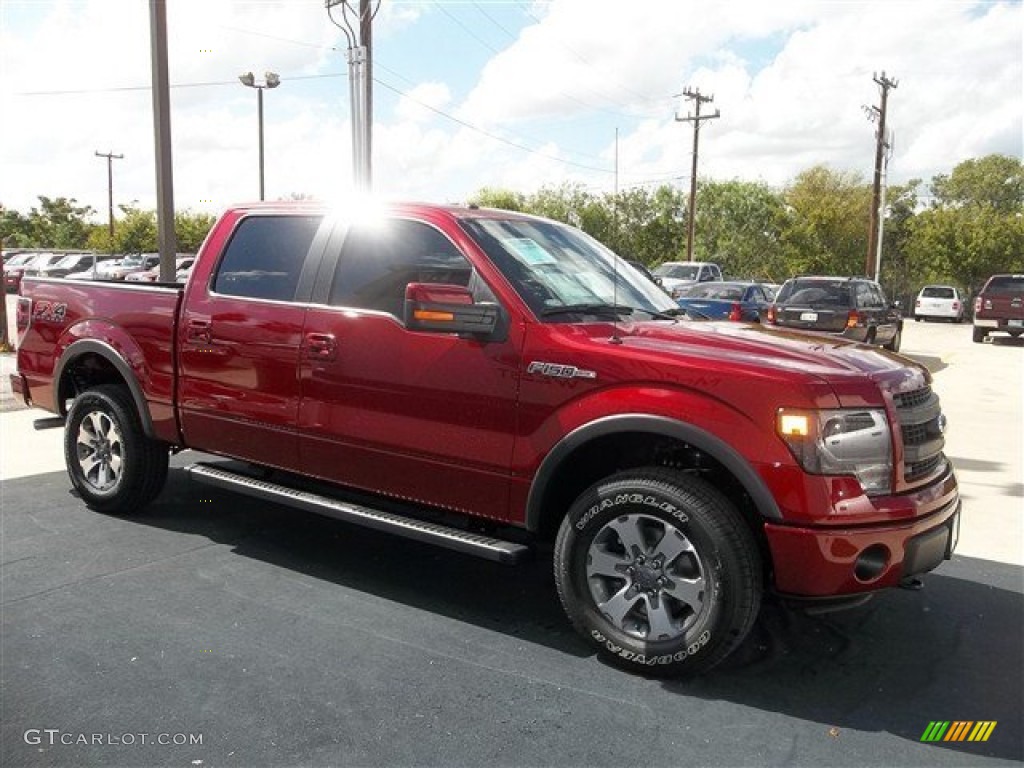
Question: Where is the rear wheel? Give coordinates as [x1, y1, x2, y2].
[554, 469, 762, 676]
[64, 385, 169, 514]
[972, 326, 987, 343]
[883, 325, 902, 352]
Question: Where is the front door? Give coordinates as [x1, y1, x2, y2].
[297, 217, 521, 520]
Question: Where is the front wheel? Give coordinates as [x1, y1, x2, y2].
[64, 385, 169, 514]
[554, 469, 762, 676]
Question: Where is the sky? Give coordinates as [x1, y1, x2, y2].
[0, 0, 1021, 221]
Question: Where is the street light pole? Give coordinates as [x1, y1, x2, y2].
[239, 71, 281, 201]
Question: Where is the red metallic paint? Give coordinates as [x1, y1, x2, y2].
[15, 201, 961, 602]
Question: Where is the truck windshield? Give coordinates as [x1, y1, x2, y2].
[459, 216, 679, 320]
[654, 264, 699, 280]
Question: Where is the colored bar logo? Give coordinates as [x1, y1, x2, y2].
[921, 721, 997, 743]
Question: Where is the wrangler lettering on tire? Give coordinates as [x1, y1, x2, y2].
[554, 468, 762, 675]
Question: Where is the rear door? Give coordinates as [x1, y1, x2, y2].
[297, 215, 521, 519]
[177, 212, 328, 471]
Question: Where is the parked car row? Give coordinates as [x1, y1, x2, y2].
[665, 265, 1021, 350]
[4, 251, 195, 291]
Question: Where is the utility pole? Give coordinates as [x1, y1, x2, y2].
[94, 151, 123, 241]
[149, 0, 177, 283]
[675, 88, 719, 261]
[865, 71, 897, 279]
[325, 0, 376, 191]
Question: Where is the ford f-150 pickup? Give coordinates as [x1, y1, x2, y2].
[12, 201, 960, 675]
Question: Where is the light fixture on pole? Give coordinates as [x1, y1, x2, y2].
[238, 71, 281, 201]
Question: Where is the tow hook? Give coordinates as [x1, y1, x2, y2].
[899, 576, 925, 591]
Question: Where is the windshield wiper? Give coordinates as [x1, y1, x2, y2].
[541, 303, 635, 319]
[629, 306, 683, 321]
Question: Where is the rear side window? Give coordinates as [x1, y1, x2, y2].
[214, 215, 322, 301]
[329, 219, 474, 317]
[984, 276, 1024, 296]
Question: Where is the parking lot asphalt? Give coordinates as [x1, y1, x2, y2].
[2, 320, 1022, 767]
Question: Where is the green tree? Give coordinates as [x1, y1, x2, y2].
[780, 166, 872, 276]
[468, 187, 526, 212]
[905, 155, 1024, 295]
[692, 180, 788, 280]
[931, 154, 1024, 214]
[175, 210, 216, 253]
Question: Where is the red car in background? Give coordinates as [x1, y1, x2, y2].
[973, 274, 1024, 342]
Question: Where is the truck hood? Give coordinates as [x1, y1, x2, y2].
[592, 319, 929, 395]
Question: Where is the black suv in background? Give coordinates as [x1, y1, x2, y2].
[764, 276, 903, 351]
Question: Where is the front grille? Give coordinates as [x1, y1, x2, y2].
[906, 455, 944, 482]
[893, 385, 946, 485]
[893, 386, 932, 409]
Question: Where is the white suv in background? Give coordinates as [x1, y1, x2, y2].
[914, 285, 965, 322]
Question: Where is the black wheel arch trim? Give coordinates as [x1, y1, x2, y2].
[53, 339, 156, 438]
[525, 413, 782, 531]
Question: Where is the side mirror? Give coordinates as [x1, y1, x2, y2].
[404, 283, 502, 339]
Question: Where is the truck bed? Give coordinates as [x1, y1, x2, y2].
[16, 277, 184, 442]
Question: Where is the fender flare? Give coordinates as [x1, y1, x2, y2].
[53, 338, 156, 437]
[525, 413, 782, 531]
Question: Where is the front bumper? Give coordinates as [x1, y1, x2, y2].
[765, 496, 960, 597]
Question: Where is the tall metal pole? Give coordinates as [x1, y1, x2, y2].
[94, 150, 123, 241]
[149, 0, 177, 283]
[866, 71, 897, 278]
[239, 72, 280, 201]
[675, 88, 719, 261]
[360, 0, 372, 188]
[326, 0, 374, 192]
[257, 87, 265, 201]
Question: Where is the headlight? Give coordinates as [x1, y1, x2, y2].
[777, 408, 892, 495]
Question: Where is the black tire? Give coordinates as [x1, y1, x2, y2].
[864, 328, 877, 346]
[884, 324, 902, 352]
[554, 468, 762, 676]
[64, 385, 169, 514]
[972, 326, 987, 343]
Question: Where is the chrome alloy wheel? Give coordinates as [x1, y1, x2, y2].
[76, 410, 124, 492]
[585, 513, 706, 642]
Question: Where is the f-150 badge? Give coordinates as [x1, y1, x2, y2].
[527, 361, 597, 380]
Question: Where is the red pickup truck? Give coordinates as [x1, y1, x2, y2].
[12, 202, 960, 675]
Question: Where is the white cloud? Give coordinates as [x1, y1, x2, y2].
[0, 0, 1020, 221]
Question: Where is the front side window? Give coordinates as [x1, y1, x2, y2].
[329, 219, 477, 317]
[460, 216, 677, 320]
[213, 215, 322, 301]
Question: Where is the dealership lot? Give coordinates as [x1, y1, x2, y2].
[2, 320, 1021, 767]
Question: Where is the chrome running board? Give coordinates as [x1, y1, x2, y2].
[185, 462, 530, 564]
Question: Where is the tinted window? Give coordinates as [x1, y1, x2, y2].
[214, 215, 322, 301]
[687, 283, 743, 300]
[776, 279, 851, 308]
[654, 264, 699, 280]
[921, 286, 956, 299]
[330, 219, 474, 317]
[984, 276, 1024, 296]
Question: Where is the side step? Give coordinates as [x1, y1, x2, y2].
[185, 463, 530, 565]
